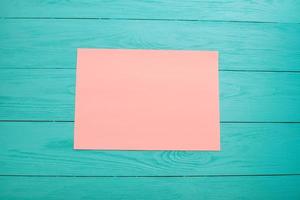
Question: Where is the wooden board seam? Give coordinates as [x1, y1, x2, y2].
[1, 174, 300, 178]
[2, 17, 300, 25]
[1, 68, 300, 73]
[1, 120, 300, 124]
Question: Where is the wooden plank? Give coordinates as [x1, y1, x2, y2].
[1, 0, 300, 23]
[0, 122, 299, 176]
[1, 176, 300, 200]
[1, 69, 299, 122]
[1, 20, 300, 71]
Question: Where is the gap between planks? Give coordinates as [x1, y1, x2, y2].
[0, 120, 300, 123]
[1, 68, 300, 73]
[1, 174, 300, 178]
[2, 17, 300, 25]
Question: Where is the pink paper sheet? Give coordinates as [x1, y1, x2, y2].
[74, 49, 220, 150]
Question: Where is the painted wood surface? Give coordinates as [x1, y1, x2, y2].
[1, 20, 299, 71]
[0, 122, 299, 176]
[1, 176, 300, 200]
[1, 0, 300, 23]
[1, 69, 299, 122]
[1, 0, 300, 199]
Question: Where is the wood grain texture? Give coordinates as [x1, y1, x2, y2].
[1, 122, 299, 176]
[1, 176, 300, 200]
[1, 1, 300, 198]
[1, 0, 300, 23]
[1, 20, 300, 71]
[1, 69, 299, 122]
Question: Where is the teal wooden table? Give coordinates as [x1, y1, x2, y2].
[1, 1, 300, 199]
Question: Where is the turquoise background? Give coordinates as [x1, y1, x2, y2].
[0, 1, 299, 199]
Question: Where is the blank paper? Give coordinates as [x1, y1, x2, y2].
[74, 49, 220, 150]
